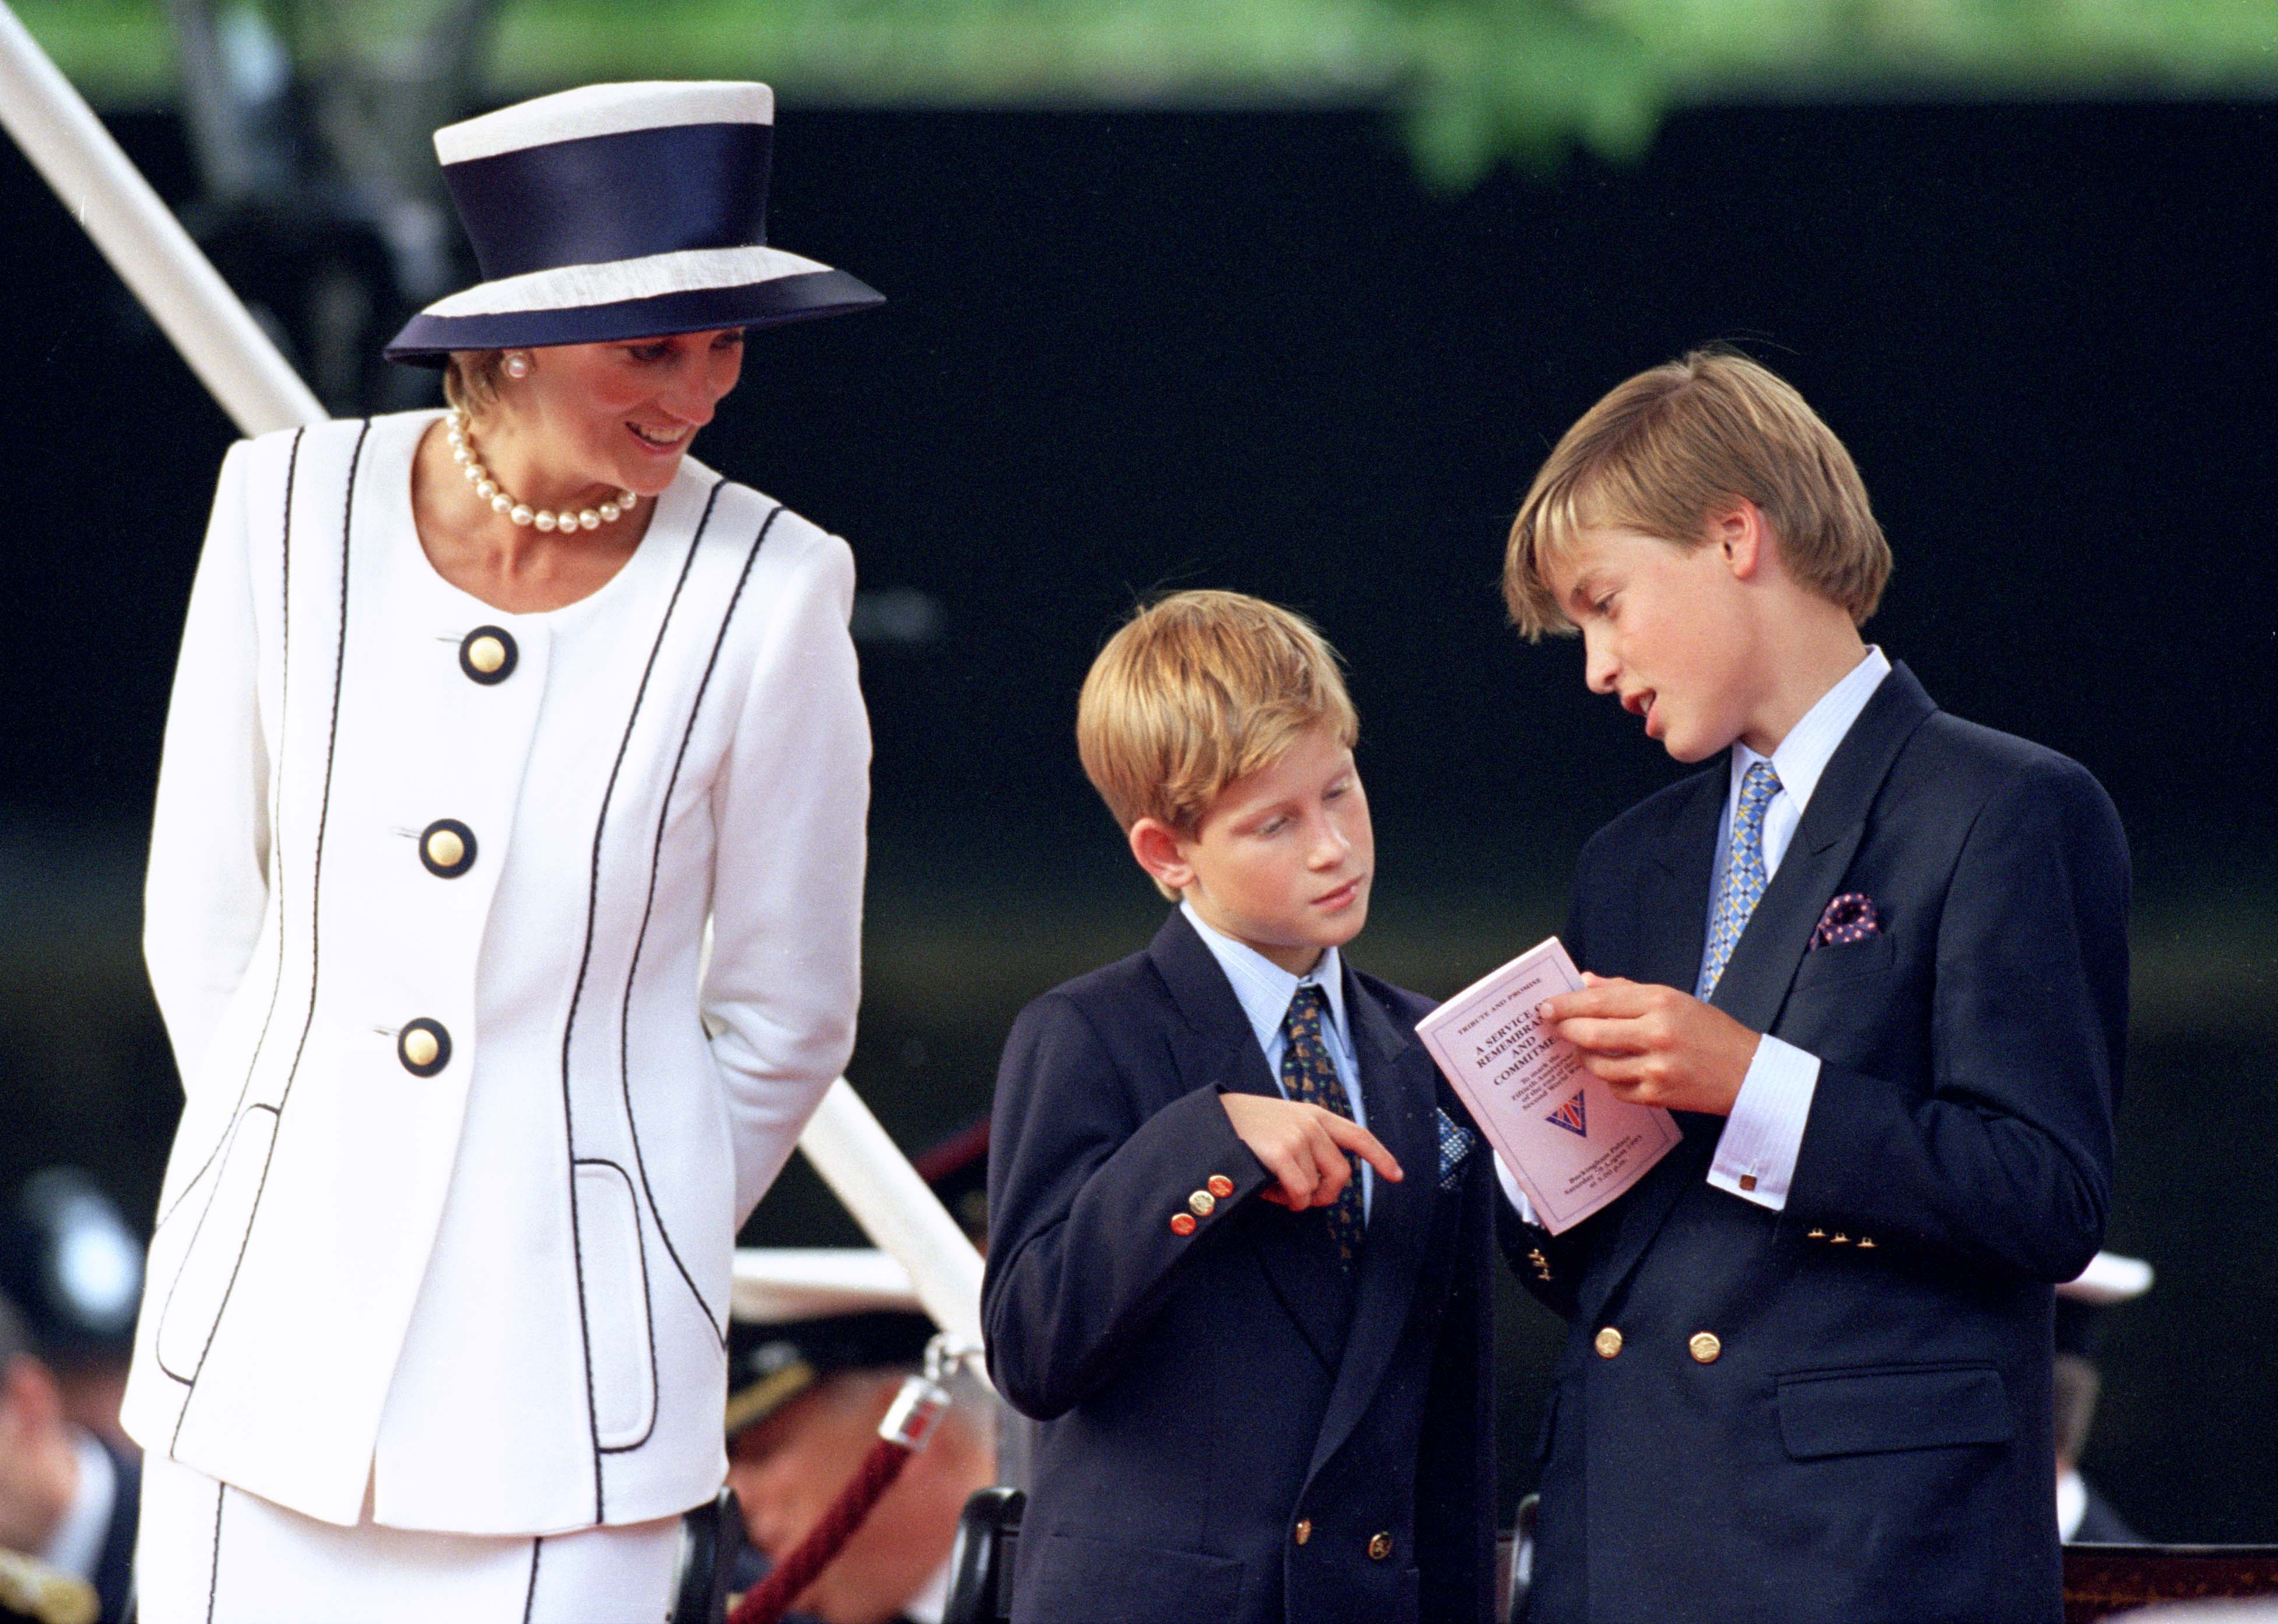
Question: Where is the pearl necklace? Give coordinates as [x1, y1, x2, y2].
[447, 409, 638, 534]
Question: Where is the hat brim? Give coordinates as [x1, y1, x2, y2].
[384, 266, 883, 366]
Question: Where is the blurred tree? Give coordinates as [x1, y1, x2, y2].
[16, 0, 2278, 183]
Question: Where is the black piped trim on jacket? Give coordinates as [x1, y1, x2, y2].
[583, 1155, 662, 1455]
[171, 419, 370, 1453]
[616, 489, 781, 1351]
[557, 486, 719, 1521]
[156, 429, 307, 1234]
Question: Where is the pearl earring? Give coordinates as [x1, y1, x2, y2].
[503, 351, 531, 379]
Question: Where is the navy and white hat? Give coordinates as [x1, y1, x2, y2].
[384, 80, 882, 365]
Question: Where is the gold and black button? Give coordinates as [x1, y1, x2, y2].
[458, 626, 518, 685]
[419, 819, 476, 879]
[397, 1018, 451, 1076]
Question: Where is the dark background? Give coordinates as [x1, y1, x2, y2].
[3, 99, 2274, 1537]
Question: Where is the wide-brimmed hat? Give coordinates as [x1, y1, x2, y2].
[384, 80, 882, 365]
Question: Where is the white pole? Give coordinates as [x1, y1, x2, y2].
[798, 1079, 986, 1351]
[0, 2, 322, 435]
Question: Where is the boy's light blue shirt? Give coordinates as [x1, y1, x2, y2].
[1179, 901, 1373, 1219]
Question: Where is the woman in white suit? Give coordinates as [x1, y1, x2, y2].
[122, 81, 883, 1621]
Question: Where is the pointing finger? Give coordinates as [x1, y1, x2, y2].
[1319, 1113, 1403, 1183]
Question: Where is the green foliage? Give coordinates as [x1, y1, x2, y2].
[15, 0, 2278, 181]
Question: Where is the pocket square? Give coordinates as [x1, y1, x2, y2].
[1435, 1107, 1477, 1191]
[1810, 892, 1883, 949]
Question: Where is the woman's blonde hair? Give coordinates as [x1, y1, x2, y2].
[1504, 348, 1891, 639]
[1077, 591, 1357, 897]
[442, 349, 507, 419]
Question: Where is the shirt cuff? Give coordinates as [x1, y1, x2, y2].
[1707, 1034, 1820, 1209]
[1493, 1151, 1542, 1228]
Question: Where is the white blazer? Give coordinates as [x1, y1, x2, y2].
[120, 411, 869, 1535]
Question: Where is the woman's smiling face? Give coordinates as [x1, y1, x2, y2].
[510, 327, 746, 500]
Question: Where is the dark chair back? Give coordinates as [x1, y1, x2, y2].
[943, 1486, 1026, 1624]
[669, 1486, 746, 1624]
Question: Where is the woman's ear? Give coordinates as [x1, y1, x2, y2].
[1127, 817, 1194, 896]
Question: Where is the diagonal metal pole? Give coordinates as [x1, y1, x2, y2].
[0, 0, 982, 1351]
[0, 0, 322, 434]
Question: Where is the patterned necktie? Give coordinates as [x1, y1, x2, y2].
[1280, 984, 1366, 1269]
[1697, 759, 1782, 999]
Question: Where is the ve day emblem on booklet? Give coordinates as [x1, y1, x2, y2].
[1415, 937, 1683, 1234]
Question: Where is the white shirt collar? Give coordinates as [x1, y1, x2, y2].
[1731, 646, 1892, 814]
[43, 1427, 114, 1582]
[1179, 901, 1348, 1057]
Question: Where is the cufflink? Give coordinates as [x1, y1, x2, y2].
[1739, 1174, 1758, 1192]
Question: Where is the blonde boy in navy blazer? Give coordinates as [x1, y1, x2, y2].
[1498, 350, 2129, 1624]
[983, 592, 1498, 1624]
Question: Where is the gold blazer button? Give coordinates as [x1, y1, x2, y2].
[397, 1019, 451, 1076]
[1594, 1327, 1623, 1359]
[1207, 1175, 1234, 1199]
[1689, 1332, 1722, 1365]
[1368, 1532, 1394, 1562]
[1169, 1213, 1196, 1237]
[1188, 1190, 1216, 1217]
[418, 819, 476, 878]
[459, 626, 518, 684]
[1293, 1520, 1312, 1546]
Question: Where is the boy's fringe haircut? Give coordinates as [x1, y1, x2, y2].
[1504, 347, 1892, 639]
[1078, 591, 1357, 900]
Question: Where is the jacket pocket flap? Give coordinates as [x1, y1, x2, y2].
[1777, 1363, 2012, 1460]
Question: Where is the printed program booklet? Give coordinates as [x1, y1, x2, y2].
[1416, 937, 1683, 1234]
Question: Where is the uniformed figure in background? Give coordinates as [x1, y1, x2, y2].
[0, 1288, 131, 1624]
[0, 1170, 145, 1624]
[2056, 1251, 2153, 1544]
[723, 1121, 999, 1624]
[724, 1310, 998, 1624]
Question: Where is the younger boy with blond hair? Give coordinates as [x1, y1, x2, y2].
[983, 590, 1499, 1624]
[1501, 349, 2128, 1624]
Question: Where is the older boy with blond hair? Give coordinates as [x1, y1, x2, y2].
[983, 591, 1500, 1624]
[1500, 349, 2128, 1624]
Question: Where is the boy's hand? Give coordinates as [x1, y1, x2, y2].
[1538, 974, 1760, 1116]
[1220, 1093, 1403, 1210]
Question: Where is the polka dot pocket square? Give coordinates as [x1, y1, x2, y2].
[1809, 892, 1883, 950]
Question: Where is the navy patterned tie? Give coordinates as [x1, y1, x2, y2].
[1280, 984, 1365, 1269]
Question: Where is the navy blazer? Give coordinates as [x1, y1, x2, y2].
[1512, 664, 2128, 1624]
[984, 911, 1498, 1624]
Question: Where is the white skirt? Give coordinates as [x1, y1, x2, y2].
[138, 1453, 683, 1624]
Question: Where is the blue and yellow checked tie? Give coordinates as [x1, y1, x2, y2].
[1280, 984, 1365, 1269]
[1697, 759, 1782, 999]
